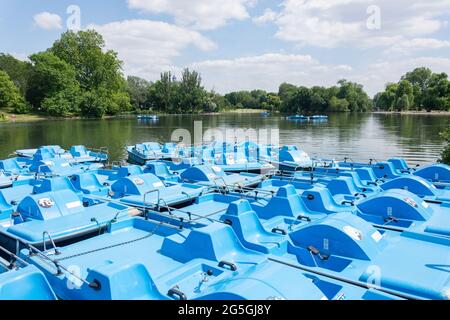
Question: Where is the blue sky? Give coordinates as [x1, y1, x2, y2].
[1, 0, 450, 96]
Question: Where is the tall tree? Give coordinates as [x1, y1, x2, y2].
[0, 53, 32, 95]
[0, 70, 27, 113]
[26, 52, 79, 111]
[127, 76, 151, 109]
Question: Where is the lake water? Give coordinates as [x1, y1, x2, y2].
[0, 113, 449, 165]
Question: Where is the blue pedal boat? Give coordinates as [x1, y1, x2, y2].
[180, 165, 265, 189]
[15, 145, 66, 159]
[213, 151, 274, 174]
[339, 159, 450, 185]
[126, 142, 177, 165]
[0, 246, 57, 300]
[20, 217, 398, 300]
[287, 115, 309, 121]
[110, 173, 209, 208]
[146, 194, 449, 299]
[0, 158, 30, 175]
[0, 186, 136, 252]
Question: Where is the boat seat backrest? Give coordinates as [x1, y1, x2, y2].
[381, 176, 436, 197]
[289, 212, 385, 261]
[414, 164, 450, 182]
[143, 142, 161, 152]
[301, 187, 351, 214]
[372, 162, 400, 179]
[69, 145, 88, 157]
[326, 176, 359, 196]
[33, 177, 76, 194]
[71, 173, 104, 191]
[111, 173, 164, 196]
[0, 159, 22, 172]
[221, 200, 272, 239]
[118, 165, 144, 177]
[160, 223, 260, 263]
[388, 158, 409, 171]
[356, 189, 432, 221]
[18, 189, 84, 220]
[146, 162, 171, 178]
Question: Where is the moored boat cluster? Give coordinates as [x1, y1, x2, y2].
[0, 141, 449, 300]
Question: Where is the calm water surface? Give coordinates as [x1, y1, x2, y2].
[0, 113, 448, 165]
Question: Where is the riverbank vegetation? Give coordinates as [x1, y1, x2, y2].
[440, 127, 450, 165]
[1, 30, 449, 119]
[374, 68, 450, 112]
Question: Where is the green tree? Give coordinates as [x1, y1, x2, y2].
[127, 76, 151, 109]
[50, 30, 124, 91]
[395, 80, 414, 110]
[147, 71, 177, 113]
[0, 70, 28, 113]
[178, 68, 206, 113]
[26, 52, 79, 110]
[0, 53, 32, 95]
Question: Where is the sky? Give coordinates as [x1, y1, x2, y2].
[1, 0, 450, 96]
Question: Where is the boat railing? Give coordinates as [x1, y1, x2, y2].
[142, 189, 161, 212]
[0, 245, 29, 270]
[0, 229, 92, 286]
[42, 231, 61, 255]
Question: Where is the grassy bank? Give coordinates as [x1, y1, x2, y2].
[373, 110, 450, 116]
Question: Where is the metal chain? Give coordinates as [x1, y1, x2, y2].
[55, 221, 164, 262]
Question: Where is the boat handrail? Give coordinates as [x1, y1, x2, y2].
[142, 189, 161, 211]
[42, 231, 61, 255]
[0, 245, 29, 269]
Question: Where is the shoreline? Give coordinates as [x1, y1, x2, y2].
[2, 109, 450, 124]
[372, 111, 450, 116]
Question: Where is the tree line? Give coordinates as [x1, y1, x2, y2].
[374, 67, 450, 112]
[1, 30, 449, 118]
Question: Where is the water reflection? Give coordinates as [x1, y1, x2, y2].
[0, 113, 448, 165]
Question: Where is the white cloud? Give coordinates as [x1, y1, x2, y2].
[33, 12, 62, 30]
[253, 9, 277, 25]
[90, 19, 216, 79]
[385, 38, 450, 55]
[127, 0, 256, 30]
[354, 56, 450, 95]
[189, 53, 450, 96]
[258, 0, 450, 49]
[190, 53, 353, 93]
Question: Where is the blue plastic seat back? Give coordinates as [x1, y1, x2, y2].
[69, 145, 88, 157]
[111, 173, 164, 196]
[33, 148, 55, 161]
[181, 165, 225, 182]
[70, 173, 104, 193]
[18, 189, 84, 220]
[326, 176, 360, 196]
[118, 165, 144, 177]
[388, 158, 409, 171]
[143, 142, 161, 152]
[381, 176, 436, 197]
[0, 159, 23, 172]
[280, 145, 298, 152]
[146, 162, 171, 178]
[160, 223, 263, 264]
[372, 162, 401, 179]
[33, 177, 77, 194]
[221, 200, 273, 239]
[279, 149, 310, 164]
[289, 212, 386, 261]
[414, 164, 450, 183]
[301, 187, 352, 214]
[355, 167, 378, 182]
[356, 189, 432, 222]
